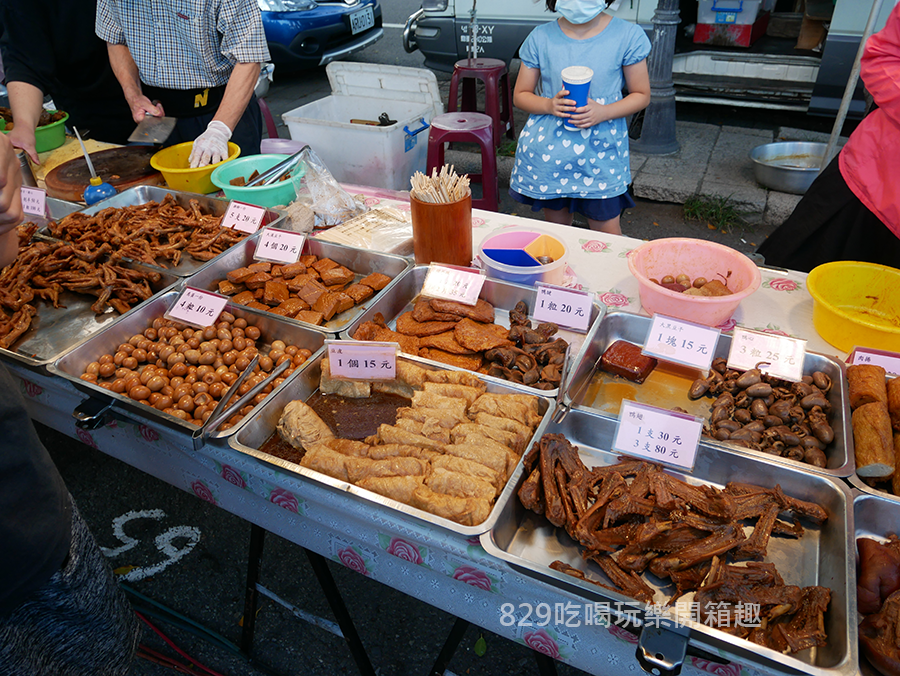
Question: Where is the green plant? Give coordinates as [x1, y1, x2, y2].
[683, 194, 747, 233]
[498, 139, 517, 157]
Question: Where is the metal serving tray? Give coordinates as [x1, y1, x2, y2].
[340, 265, 606, 397]
[185, 235, 411, 335]
[229, 351, 555, 537]
[561, 311, 853, 477]
[41, 186, 285, 278]
[481, 408, 856, 676]
[0, 235, 178, 368]
[48, 290, 327, 442]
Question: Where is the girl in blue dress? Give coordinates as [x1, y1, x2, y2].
[509, 0, 651, 235]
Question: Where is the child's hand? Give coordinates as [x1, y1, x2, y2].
[549, 88, 576, 119]
[567, 99, 608, 129]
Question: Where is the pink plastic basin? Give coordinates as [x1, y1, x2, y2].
[627, 237, 761, 327]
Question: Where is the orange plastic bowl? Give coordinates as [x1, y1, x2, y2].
[627, 237, 761, 327]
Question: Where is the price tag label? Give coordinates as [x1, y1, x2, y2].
[643, 314, 720, 371]
[532, 283, 592, 332]
[21, 186, 46, 217]
[421, 264, 485, 306]
[254, 228, 306, 264]
[222, 201, 266, 234]
[612, 400, 703, 471]
[727, 328, 806, 382]
[849, 347, 900, 376]
[327, 340, 397, 380]
[165, 287, 229, 328]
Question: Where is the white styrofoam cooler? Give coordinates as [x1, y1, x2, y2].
[698, 0, 774, 25]
[283, 63, 443, 191]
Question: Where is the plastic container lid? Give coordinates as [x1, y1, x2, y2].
[478, 227, 568, 287]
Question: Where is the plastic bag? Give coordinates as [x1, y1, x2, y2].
[286, 146, 367, 230]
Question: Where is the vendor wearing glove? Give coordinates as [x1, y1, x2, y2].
[95, 0, 270, 167]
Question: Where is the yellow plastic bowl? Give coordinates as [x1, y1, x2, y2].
[627, 237, 762, 327]
[807, 261, 900, 352]
[150, 141, 240, 194]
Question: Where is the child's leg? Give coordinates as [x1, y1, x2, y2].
[543, 207, 574, 226]
[587, 215, 622, 235]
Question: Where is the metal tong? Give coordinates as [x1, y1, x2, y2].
[245, 146, 310, 187]
[191, 355, 290, 449]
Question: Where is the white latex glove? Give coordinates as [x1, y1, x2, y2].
[189, 120, 232, 168]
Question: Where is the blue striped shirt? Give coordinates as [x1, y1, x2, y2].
[96, 0, 270, 89]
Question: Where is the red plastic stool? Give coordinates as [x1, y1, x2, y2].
[448, 58, 515, 147]
[427, 112, 498, 212]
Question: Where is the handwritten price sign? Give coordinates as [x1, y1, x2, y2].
[327, 340, 397, 380]
[850, 348, 900, 376]
[222, 201, 266, 234]
[421, 265, 485, 306]
[254, 228, 306, 264]
[532, 284, 592, 332]
[727, 328, 806, 382]
[612, 400, 703, 471]
[165, 287, 229, 328]
[644, 314, 720, 371]
[21, 186, 46, 217]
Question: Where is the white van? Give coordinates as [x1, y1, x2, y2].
[403, 0, 896, 116]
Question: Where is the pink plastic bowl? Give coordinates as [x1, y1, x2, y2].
[626, 237, 761, 327]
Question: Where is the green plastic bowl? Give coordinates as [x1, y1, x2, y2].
[2, 110, 69, 153]
[210, 154, 303, 208]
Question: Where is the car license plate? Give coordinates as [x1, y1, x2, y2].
[349, 6, 374, 35]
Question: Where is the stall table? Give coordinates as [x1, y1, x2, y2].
[2, 187, 850, 676]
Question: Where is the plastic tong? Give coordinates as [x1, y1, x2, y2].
[245, 145, 310, 187]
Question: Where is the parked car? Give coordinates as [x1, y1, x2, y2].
[258, 0, 383, 69]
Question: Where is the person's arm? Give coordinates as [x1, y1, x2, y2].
[513, 64, 576, 119]
[106, 43, 164, 123]
[189, 62, 260, 168]
[5, 82, 44, 164]
[0, 134, 23, 268]
[859, 4, 900, 125]
[568, 59, 651, 129]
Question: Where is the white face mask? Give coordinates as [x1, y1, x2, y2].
[556, 0, 605, 24]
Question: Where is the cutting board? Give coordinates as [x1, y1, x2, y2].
[44, 145, 164, 202]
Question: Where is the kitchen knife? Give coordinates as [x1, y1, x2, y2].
[127, 114, 177, 144]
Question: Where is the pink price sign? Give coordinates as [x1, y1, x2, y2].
[222, 201, 266, 233]
[254, 228, 306, 264]
[21, 186, 46, 217]
[727, 328, 806, 383]
[849, 348, 900, 376]
[327, 341, 397, 380]
[165, 287, 229, 328]
[643, 314, 720, 371]
[421, 265, 485, 306]
[532, 284, 592, 332]
[612, 400, 703, 471]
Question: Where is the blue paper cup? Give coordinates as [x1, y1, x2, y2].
[561, 66, 593, 131]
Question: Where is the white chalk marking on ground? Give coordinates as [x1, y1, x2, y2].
[100, 509, 201, 581]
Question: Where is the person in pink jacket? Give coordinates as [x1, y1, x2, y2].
[756, 3, 900, 273]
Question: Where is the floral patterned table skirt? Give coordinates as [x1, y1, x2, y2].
[7, 363, 782, 676]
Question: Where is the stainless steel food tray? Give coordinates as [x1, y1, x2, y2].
[340, 265, 606, 397]
[40, 186, 285, 278]
[481, 408, 856, 676]
[229, 351, 555, 537]
[185, 235, 411, 335]
[0, 237, 179, 368]
[561, 311, 853, 477]
[48, 290, 327, 442]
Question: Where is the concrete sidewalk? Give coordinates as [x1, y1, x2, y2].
[445, 120, 843, 226]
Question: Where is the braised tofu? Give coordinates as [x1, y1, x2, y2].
[280, 261, 308, 279]
[287, 273, 317, 293]
[231, 290, 256, 306]
[311, 257, 339, 274]
[244, 271, 272, 290]
[320, 265, 355, 286]
[296, 310, 325, 326]
[247, 301, 269, 311]
[217, 279, 244, 295]
[263, 280, 290, 306]
[226, 267, 255, 283]
[297, 280, 329, 306]
[359, 272, 391, 291]
[299, 254, 317, 267]
[247, 262, 272, 274]
[345, 283, 375, 304]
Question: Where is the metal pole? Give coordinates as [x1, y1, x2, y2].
[821, 0, 886, 169]
[630, 0, 681, 155]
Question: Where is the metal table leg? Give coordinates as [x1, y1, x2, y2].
[241, 523, 266, 655]
[428, 616, 470, 676]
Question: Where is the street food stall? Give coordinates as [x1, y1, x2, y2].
[3, 169, 900, 676]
